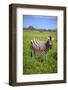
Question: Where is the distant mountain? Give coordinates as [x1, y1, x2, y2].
[24, 26, 35, 30]
[23, 26, 57, 31]
[28, 26, 35, 30]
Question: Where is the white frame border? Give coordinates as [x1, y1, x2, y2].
[16, 8, 64, 82]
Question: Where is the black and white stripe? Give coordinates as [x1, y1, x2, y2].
[31, 39, 40, 50]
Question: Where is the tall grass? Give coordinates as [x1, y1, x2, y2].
[23, 30, 57, 74]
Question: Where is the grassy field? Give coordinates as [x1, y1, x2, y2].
[23, 30, 57, 74]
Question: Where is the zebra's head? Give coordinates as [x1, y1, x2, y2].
[47, 36, 54, 49]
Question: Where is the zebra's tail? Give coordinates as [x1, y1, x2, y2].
[29, 40, 33, 48]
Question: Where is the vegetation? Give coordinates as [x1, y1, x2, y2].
[23, 29, 57, 74]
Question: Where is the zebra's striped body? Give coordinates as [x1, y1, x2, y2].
[31, 39, 45, 51]
[30, 36, 53, 60]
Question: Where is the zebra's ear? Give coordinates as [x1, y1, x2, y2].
[47, 37, 50, 40]
[52, 38, 54, 41]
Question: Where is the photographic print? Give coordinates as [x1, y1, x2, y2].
[9, 4, 66, 86]
[23, 15, 57, 74]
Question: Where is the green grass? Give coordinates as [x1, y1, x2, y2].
[23, 30, 57, 74]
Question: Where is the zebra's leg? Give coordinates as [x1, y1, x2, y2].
[38, 51, 42, 63]
[45, 51, 48, 60]
[31, 49, 35, 59]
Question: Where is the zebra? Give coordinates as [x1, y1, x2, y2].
[30, 36, 54, 60]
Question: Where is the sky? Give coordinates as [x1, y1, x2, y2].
[23, 15, 57, 30]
